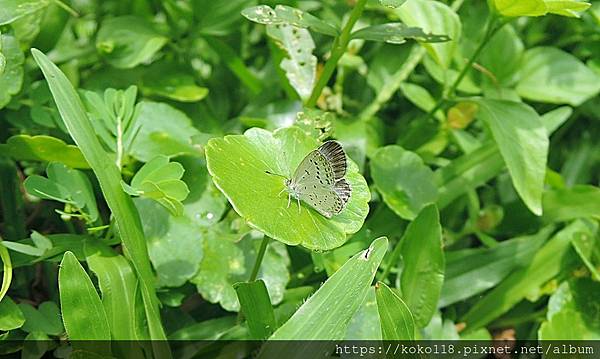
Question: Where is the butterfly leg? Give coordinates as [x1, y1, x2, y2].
[287, 193, 291, 209]
[277, 187, 286, 197]
[297, 197, 301, 214]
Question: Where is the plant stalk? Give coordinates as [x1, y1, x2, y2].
[305, 0, 368, 108]
[358, 0, 468, 120]
[378, 237, 403, 282]
[426, 15, 505, 119]
[249, 236, 270, 282]
[52, 0, 79, 17]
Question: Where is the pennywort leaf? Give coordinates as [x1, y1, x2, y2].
[205, 127, 370, 250]
[96, 16, 168, 69]
[371, 145, 437, 220]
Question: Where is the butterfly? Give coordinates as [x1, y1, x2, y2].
[267, 140, 352, 218]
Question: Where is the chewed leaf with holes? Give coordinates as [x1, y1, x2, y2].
[242, 5, 339, 36]
[267, 24, 316, 101]
[205, 127, 370, 250]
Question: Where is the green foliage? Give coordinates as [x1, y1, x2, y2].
[375, 282, 415, 340]
[122, 155, 190, 216]
[1, 0, 599, 354]
[0, 135, 89, 168]
[395, 0, 461, 68]
[205, 127, 370, 250]
[539, 278, 600, 339]
[0, 297, 24, 331]
[234, 280, 277, 339]
[59, 251, 110, 342]
[371, 145, 437, 220]
[265, 237, 387, 341]
[19, 301, 63, 336]
[472, 99, 549, 215]
[85, 241, 144, 340]
[96, 16, 168, 69]
[24, 162, 99, 222]
[398, 205, 444, 328]
[0, 32, 24, 108]
[516, 47, 600, 106]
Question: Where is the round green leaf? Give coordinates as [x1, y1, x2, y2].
[205, 127, 370, 250]
[96, 16, 168, 69]
[370, 145, 437, 220]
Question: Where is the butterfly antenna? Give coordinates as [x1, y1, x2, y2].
[265, 170, 287, 179]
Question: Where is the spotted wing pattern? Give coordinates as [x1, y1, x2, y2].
[334, 178, 351, 206]
[318, 140, 347, 180]
[300, 186, 345, 219]
[292, 150, 336, 187]
[289, 141, 352, 218]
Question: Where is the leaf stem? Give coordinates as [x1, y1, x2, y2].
[378, 236, 403, 283]
[52, 0, 79, 17]
[359, 45, 426, 120]
[249, 236, 270, 282]
[358, 0, 467, 120]
[426, 14, 505, 119]
[305, 0, 368, 107]
[116, 116, 123, 169]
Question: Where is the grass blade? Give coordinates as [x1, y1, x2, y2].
[59, 251, 111, 354]
[259, 237, 387, 358]
[375, 281, 415, 340]
[234, 280, 277, 340]
[31, 49, 170, 353]
[399, 204, 444, 328]
[461, 219, 597, 331]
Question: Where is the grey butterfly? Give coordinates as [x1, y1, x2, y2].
[267, 140, 351, 218]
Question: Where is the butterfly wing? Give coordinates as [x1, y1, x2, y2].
[300, 185, 346, 219]
[291, 150, 336, 187]
[318, 140, 347, 180]
[290, 143, 352, 218]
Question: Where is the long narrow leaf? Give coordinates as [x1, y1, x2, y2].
[30, 50, 169, 352]
[375, 282, 415, 340]
[461, 220, 597, 331]
[399, 204, 444, 328]
[259, 237, 388, 358]
[59, 251, 111, 354]
[234, 280, 277, 340]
